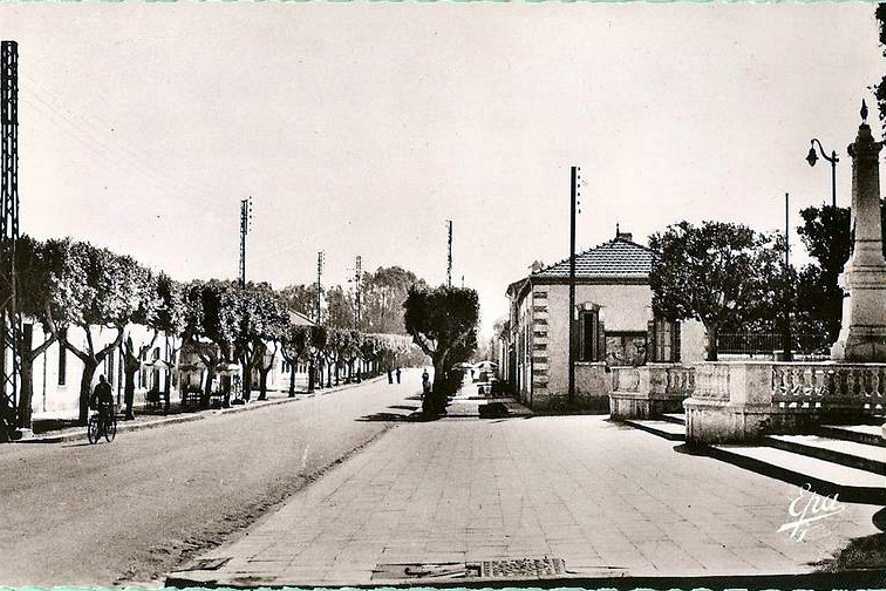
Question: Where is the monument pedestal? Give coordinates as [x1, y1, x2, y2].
[830, 263, 886, 361]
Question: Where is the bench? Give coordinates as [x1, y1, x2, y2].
[208, 390, 226, 409]
[144, 389, 169, 413]
[181, 389, 203, 410]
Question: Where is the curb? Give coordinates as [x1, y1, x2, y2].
[19, 375, 387, 444]
[166, 566, 886, 590]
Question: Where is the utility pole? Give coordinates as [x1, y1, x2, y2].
[446, 220, 453, 288]
[568, 166, 579, 404]
[239, 196, 253, 287]
[353, 255, 362, 329]
[1, 40, 21, 436]
[315, 250, 325, 325]
[782, 192, 793, 362]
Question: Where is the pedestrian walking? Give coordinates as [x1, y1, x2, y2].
[395, 368, 401, 384]
[421, 369, 431, 398]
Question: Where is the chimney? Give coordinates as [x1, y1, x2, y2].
[616, 231, 633, 242]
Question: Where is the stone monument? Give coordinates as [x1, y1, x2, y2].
[830, 101, 886, 362]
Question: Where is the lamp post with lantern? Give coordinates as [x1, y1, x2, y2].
[806, 139, 839, 208]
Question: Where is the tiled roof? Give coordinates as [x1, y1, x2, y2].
[532, 237, 655, 279]
[289, 310, 316, 326]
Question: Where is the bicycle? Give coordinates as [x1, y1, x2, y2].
[87, 404, 117, 444]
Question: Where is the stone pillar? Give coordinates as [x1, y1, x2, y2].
[830, 109, 886, 362]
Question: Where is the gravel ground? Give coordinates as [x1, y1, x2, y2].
[0, 370, 420, 587]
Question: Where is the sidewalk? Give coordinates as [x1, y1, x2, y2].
[168, 414, 882, 587]
[445, 380, 531, 418]
[20, 376, 385, 444]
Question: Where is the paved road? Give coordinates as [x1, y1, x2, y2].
[0, 370, 421, 587]
[173, 415, 882, 587]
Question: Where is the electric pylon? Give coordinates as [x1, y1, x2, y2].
[1, 40, 21, 437]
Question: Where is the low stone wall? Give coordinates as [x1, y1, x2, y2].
[609, 364, 695, 419]
[684, 361, 886, 445]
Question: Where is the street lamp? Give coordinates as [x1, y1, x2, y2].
[806, 138, 839, 208]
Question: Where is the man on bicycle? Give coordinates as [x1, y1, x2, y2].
[90, 375, 114, 422]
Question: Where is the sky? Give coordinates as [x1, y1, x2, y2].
[3, 2, 883, 338]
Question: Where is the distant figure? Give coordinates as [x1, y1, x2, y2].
[395, 368, 401, 384]
[422, 369, 431, 398]
[387, 368, 393, 384]
[90, 375, 114, 422]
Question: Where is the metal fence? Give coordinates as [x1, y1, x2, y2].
[716, 333, 828, 358]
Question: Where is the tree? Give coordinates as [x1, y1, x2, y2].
[324, 285, 355, 330]
[182, 280, 240, 406]
[359, 335, 381, 379]
[403, 285, 479, 415]
[46, 242, 155, 424]
[363, 266, 426, 334]
[232, 283, 288, 401]
[120, 269, 162, 419]
[1, 237, 68, 430]
[280, 323, 314, 397]
[874, 4, 886, 134]
[308, 325, 328, 392]
[649, 221, 788, 361]
[278, 283, 320, 320]
[324, 329, 350, 387]
[342, 330, 363, 382]
[154, 274, 187, 400]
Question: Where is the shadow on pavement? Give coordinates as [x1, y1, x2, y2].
[355, 412, 425, 422]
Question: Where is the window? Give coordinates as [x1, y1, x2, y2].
[648, 319, 681, 363]
[104, 352, 115, 385]
[139, 349, 147, 388]
[57, 340, 67, 386]
[577, 308, 603, 362]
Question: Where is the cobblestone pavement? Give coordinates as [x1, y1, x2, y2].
[171, 415, 882, 586]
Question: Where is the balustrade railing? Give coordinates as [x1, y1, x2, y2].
[692, 363, 731, 401]
[611, 366, 640, 393]
[771, 363, 886, 413]
[610, 364, 695, 398]
[662, 365, 694, 397]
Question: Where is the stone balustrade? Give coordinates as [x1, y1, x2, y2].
[771, 363, 885, 412]
[684, 361, 886, 444]
[609, 363, 695, 419]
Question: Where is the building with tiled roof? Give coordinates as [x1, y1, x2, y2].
[529, 235, 656, 280]
[499, 229, 704, 410]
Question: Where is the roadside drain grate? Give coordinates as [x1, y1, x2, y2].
[372, 557, 565, 580]
[482, 557, 566, 578]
